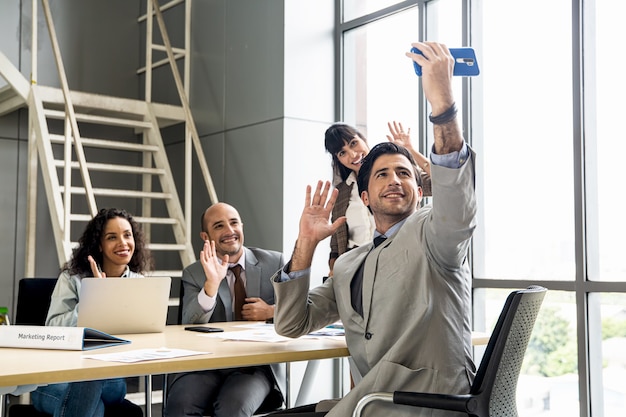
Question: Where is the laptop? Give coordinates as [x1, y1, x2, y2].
[77, 276, 172, 334]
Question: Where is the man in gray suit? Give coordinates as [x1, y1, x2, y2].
[268, 41, 477, 417]
[164, 202, 286, 417]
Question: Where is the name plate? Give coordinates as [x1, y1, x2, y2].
[0, 325, 130, 351]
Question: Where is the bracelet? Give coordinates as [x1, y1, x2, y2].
[429, 102, 457, 125]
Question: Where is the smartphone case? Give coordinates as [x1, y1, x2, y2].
[410, 47, 480, 76]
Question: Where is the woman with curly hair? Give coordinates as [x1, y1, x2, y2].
[31, 207, 152, 417]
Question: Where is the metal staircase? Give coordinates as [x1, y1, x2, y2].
[0, 0, 217, 277]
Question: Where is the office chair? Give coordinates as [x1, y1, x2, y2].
[352, 285, 547, 417]
[8, 278, 144, 417]
[14, 278, 58, 326]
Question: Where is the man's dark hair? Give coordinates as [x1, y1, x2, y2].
[357, 142, 422, 196]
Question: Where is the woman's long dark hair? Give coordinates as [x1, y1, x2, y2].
[324, 123, 368, 182]
[64, 208, 153, 276]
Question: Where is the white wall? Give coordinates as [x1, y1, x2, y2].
[282, 0, 339, 404]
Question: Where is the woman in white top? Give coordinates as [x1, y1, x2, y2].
[32, 208, 152, 417]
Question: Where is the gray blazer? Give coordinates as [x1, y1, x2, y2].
[273, 149, 477, 417]
[181, 246, 287, 404]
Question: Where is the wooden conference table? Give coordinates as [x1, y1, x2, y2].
[0, 323, 489, 415]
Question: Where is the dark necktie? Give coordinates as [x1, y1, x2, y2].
[373, 235, 387, 248]
[230, 265, 246, 320]
[351, 235, 387, 316]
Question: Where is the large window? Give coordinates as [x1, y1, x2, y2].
[342, 7, 421, 147]
[473, 0, 575, 282]
[338, 1, 626, 416]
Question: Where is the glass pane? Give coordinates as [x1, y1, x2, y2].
[597, 293, 626, 416]
[343, 0, 407, 22]
[472, 0, 575, 281]
[473, 289, 579, 416]
[585, 2, 626, 282]
[342, 8, 420, 146]
[424, 0, 464, 151]
[342, 2, 463, 151]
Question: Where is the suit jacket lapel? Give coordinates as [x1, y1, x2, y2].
[244, 247, 262, 298]
[345, 248, 370, 327]
[362, 237, 392, 323]
[218, 279, 233, 321]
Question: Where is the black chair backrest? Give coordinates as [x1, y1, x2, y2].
[177, 280, 184, 325]
[470, 285, 547, 416]
[15, 278, 58, 325]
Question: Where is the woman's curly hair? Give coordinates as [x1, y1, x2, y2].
[64, 208, 153, 276]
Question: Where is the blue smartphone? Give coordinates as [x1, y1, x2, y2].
[410, 47, 479, 77]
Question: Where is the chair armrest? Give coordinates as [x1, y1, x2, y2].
[352, 392, 393, 417]
[394, 391, 475, 413]
[352, 391, 476, 417]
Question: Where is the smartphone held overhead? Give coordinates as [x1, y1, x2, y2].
[410, 46, 479, 77]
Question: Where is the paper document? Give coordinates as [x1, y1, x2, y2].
[211, 328, 292, 343]
[205, 322, 345, 342]
[307, 326, 345, 337]
[83, 348, 209, 363]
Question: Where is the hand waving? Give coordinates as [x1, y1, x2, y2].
[386, 121, 415, 151]
[88, 255, 105, 278]
[290, 181, 346, 272]
[299, 181, 346, 244]
[200, 240, 229, 297]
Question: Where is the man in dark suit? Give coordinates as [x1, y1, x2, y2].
[164, 203, 286, 417]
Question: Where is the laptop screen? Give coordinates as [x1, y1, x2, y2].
[77, 276, 172, 334]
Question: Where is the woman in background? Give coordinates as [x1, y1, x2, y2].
[324, 121, 432, 276]
[32, 207, 153, 417]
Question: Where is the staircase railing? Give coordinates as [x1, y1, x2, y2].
[144, 0, 219, 240]
[17, 0, 217, 275]
[41, 0, 98, 217]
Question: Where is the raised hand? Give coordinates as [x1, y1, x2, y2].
[406, 41, 462, 154]
[200, 240, 229, 297]
[387, 120, 431, 175]
[87, 255, 105, 278]
[387, 121, 414, 151]
[299, 181, 346, 244]
[406, 42, 455, 114]
[291, 181, 346, 271]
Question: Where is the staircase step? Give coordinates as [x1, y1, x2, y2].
[44, 108, 153, 129]
[0, 85, 26, 116]
[146, 270, 183, 278]
[62, 186, 172, 199]
[37, 85, 185, 128]
[147, 243, 188, 251]
[69, 240, 187, 255]
[49, 134, 160, 152]
[70, 214, 179, 225]
[53, 160, 165, 175]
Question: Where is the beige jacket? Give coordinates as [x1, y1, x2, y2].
[273, 149, 476, 417]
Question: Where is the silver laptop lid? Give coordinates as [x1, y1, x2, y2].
[77, 276, 171, 334]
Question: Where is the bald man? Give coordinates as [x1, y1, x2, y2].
[164, 203, 286, 417]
